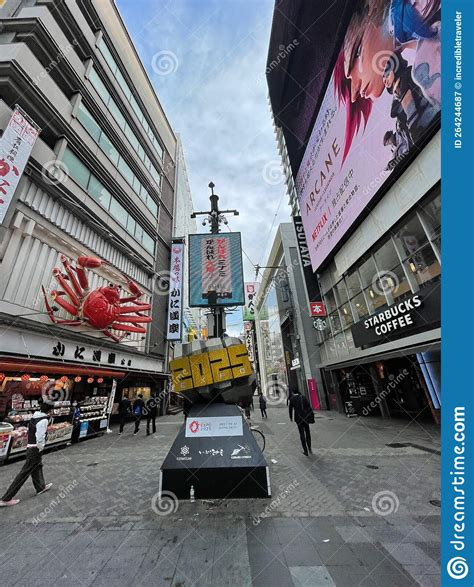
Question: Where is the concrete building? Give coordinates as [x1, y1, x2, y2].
[0, 0, 177, 429]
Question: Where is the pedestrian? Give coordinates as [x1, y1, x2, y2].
[289, 389, 315, 456]
[259, 393, 268, 419]
[118, 393, 131, 435]
[146, 393, 158, 436]
[132, 393, 145, 435]
[0, 400, 54, 507]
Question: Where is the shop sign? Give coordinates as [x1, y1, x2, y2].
[351, 284, 440, 348]
[313, 317, 327, 331]
[166, 242, 184, 341]
[185, 416, 243, 438]
[0, 106, 40, 225]
[293, 216, 323, 302]
[243, 282, 259, 321]
[310, 301, 326, 317]
[243, 322, 255, 363]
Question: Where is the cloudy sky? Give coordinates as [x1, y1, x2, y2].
[116, 0, 291, 335]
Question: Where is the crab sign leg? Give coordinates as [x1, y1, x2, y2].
[117, 304, 151, 313]
[52, 269, 80, 307]
[41, 286, 81, 325]
[113, 315, 152, 323]
[110, 323, 147, 333]
[76, 256, 104, 292]
[60, 255, 84, 299]
[51, 291, 79, 315]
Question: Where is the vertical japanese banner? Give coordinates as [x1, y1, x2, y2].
[166, 242, 184, 341]
[242, 282, 259, 321]
[0, 106, 40, 224]
[244, 321, 255, 364]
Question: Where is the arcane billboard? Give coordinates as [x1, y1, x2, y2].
[166, 242, 185, 341]
[295, 0, 440, 271]
[188, 233, 245, 307]
[0, 106, 40, 225]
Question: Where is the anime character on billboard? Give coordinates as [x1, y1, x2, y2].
[334, 0, 440, 163]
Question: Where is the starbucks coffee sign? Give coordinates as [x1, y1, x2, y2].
[351, 283, 440, 348]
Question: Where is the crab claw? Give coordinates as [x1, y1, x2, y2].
[77, 256, 104, 269]
[126, 280, 142, 297]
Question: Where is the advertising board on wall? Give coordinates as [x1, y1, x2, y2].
[243, 282, 259, 321]
[166, 242, 185, 341]
[295, 1, 441, 271]
[189, 233, 244, 307]
[0, 106, 40, 225]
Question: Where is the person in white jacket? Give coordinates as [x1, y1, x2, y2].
[0, 400, 54, 507]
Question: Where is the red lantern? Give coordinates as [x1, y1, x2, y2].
[60, 376, 68, 383]
[21, 374, 30, 381]
[39, 375, 49, 383]
[87, 377, 94, 384]
[97, 377, 104, 384]
[74, 376, 82, 383]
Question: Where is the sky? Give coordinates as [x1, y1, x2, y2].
[115, 0, 291, 336]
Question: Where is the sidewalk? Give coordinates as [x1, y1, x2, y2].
[0, 405, 440, 586]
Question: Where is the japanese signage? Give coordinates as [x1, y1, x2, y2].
[243, 321, 255, 363]
[166, 242, 184, 341]
[0, 107, 40, 224]
[242, 282, 259, 321]
[351, 283, 440, 348]
[295, 2, 440, 270]
[185, 415, 243, 438]
[310, 301, 326, 317]
[189, 233, 244, 307]
[292, 216, 323, 303]
[170, 343, 253, 392]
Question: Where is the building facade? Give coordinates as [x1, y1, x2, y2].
[265, 0, 441, 423]
[0, 0, 177, 425]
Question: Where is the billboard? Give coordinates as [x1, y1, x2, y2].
[295, 0, 440, 271]
[0, 106, 40, 225]
[166, 242, 184, 341]
[188, 233, 244, 307]
[242, 282, 259, 321]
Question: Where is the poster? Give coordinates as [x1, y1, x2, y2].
[166, 242, 184, 340]
[295, 1, 441, 270]
[188, 233, 244, 307]
[242, 282, 259, 321]
[0, 106, 40, 224]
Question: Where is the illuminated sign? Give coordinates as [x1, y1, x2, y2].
[166, 242, 184, 341]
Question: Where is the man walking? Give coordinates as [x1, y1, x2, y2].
[289, 389, 314, 456]
[259, 393, 268, 419]
[133, 393, 145, 435]
[0, 400, 53, 507]
[118, 394, 131, 435]
[146, 393, 158, 436]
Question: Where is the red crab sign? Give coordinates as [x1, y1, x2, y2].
[42, 255, 152, 342]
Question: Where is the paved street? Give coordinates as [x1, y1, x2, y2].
[0, 405, 440, 586]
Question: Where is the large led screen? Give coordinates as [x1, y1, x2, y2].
[295, 0, 440, 271]
[188, 233, 245, 307]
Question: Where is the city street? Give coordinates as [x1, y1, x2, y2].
[0, 405, 440, 586]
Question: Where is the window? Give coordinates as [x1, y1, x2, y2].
[358, 256, 377, 288]
[88, 176, 111, 209]
[324, 289, 337, 313]
[89, 69, 110, 105]
[364, 286, 386, 310]
[108, 100, 126, 131]
[118, 157, 134, 186]
[142, 232, 155, 254]
[340, 303, 354, 329]
[422, 192, 441, 237]
[77, 104, 101, 141]
[109, 197, 128, 227]
[345, 270, 362, 298]
[374, 239, 399, 273]
[329, 312, 342, 335]
[127, 215, 136, 235]
[351, 292, 369, 320]
[334, 280, 348, 306]
[99, 133, 120, 165]
[394, 215, 429, 258]
[407, 244, 441, 288]
[63, 149, 90, 189]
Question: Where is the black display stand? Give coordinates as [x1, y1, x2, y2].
[160, 404, 270, 499]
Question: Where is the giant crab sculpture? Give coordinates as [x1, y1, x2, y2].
[42, 255, 152, 342]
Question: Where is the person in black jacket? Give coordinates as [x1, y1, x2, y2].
[259, 393, 268, 419]
[146, 393, 158, 436]
[118, 394, 131, 435]
[289, 390, 314, 456]
[132, 394, 145, 435]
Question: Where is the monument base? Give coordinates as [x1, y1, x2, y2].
[160, 404, 270, 499]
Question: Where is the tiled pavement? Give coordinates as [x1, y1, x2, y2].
[0, 406, 440, 586]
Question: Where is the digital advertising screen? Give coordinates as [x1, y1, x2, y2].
[295, 0, 441, 271]
[188, 233, 245, 307]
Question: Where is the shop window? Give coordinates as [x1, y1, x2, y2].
[324, 289, 337, 314]
[345, 269, 362, 298]
[109, 197, 128, 227]
[335, 280, 348, 306]
[394, 214, 429, 258]
[421, 192, 441, 237]
[88, 176, 112, 209]
[345, 329, 355, 351]
[388, 264, 412, 299]
[77, 103, 101, 141]
[334, 332, 348, 357]
[351, 292, 369, 320]
[358, 255, 378, 288]
[329, 312, 342, 335]
[62, 149, 90, 190]
[325, 338, 337, 361]
[340, 303, 354, 329]
[364, 285, 386, 311]
[374, 238, 400, 274]
[407, 244, 441, 287]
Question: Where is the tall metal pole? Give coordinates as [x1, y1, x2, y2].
[191, 182, 239, 339]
